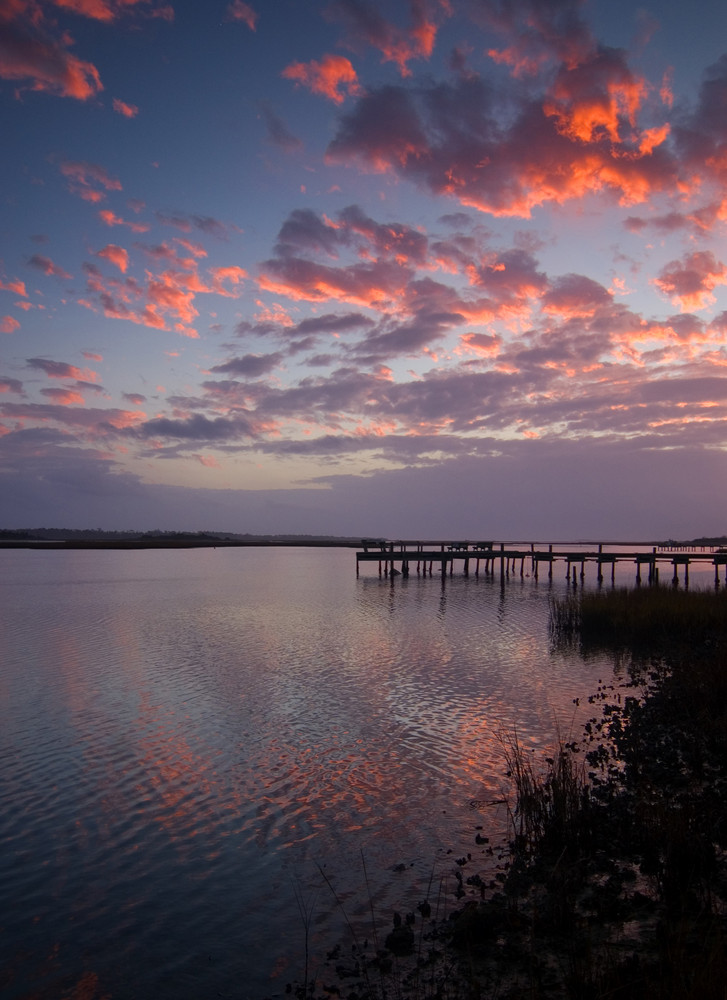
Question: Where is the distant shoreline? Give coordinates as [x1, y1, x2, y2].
[0, 537, 362, 550]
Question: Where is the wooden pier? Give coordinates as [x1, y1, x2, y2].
[356, 540, 727, 586]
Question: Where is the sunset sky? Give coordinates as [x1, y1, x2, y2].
[2, 0, 727, 540]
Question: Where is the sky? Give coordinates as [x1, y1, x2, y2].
[2, 0, 727, 540]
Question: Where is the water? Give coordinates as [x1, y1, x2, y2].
[0, 545, 706, 998]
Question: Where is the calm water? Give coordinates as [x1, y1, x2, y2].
[0, 545, 705, 998]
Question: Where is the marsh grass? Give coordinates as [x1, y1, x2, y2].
[290, 585, 727, 999]
[550, 583, 727, 651]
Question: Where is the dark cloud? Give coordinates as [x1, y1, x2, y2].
[211, 353, 284, 377]
[27, 254, 72, 280]
[0, 377, 23, 394]
[133, 413, 256, 441]
[259, 101, 303, 151]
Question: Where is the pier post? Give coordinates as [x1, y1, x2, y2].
[500, 543, 505, 581]
[597, 544, 603, 583]
[548, 544, 553, 580]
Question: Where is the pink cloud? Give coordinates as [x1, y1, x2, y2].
[1, 315, 20, 333]
[112, 97, 138, 117]
[97, 244, 129, 273]
[59, 159, 122, 197]
[41, 387, 85, 405]
[283, 55, 361, 104]
[541, 274, 613, 319]
[98, 209, 149, 233]
[226, 1, 257, 29]
[47, 1, 172, 22]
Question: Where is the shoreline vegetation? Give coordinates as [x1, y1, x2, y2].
[1, 528, 727, 550]
[284, 586, 727, 1000]
[0, 528, 364, 548]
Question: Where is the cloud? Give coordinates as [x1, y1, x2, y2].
[259, 101, 302, 151]
[45, 1, 174, 23]
[653, 251, 727, 311]
[98, 209, 149, 233]
[112, 97, 138, 117]
[326, 66, 678, 217]
[226, 1, 257, 29]
[41, 387, 86, 405]
[0, 4, 103, 100]
[27, 357, 98, 381]
[0, 377, 23, 393]
[282, 55, 361, 104]
[155, 211, 234, 239]
[0, 277, 28, 296]
[1, 315, 20, 333]
[97, 244, 129, 273]
[81, 253, 246, 335]
[27, 254, 72, 280]
[324, 0, 447, 77]
[211, 352, 284, 378]
[133, 413, 256, 442]
[541, 273, 613, 319]
[59, 159, 123, 204]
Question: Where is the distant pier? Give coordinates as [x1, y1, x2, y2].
[356, 540, 727, 586]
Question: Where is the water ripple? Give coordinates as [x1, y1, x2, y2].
[0, 547, 617, 999]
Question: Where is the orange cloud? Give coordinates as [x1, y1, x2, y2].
[0, 12, 103, 100]
[544, 53, 649, 145]
[328, 0, 447, 78]
[0, 278, 27, 296]
[97, 244, 129, 272]
[459, 332, 501, 357]
[654, 251, 727, 311]
[209, 265, 247, 295]
[283, 55, 361, 104]
[112, 97, 138, 117]
[226, 0, 257, 29]
[0, 315, 20, 333]
[146, 272, 199, 325]
[98, 209, 149, 233]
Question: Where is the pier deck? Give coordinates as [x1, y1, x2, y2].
[356, 541, 727, 585]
